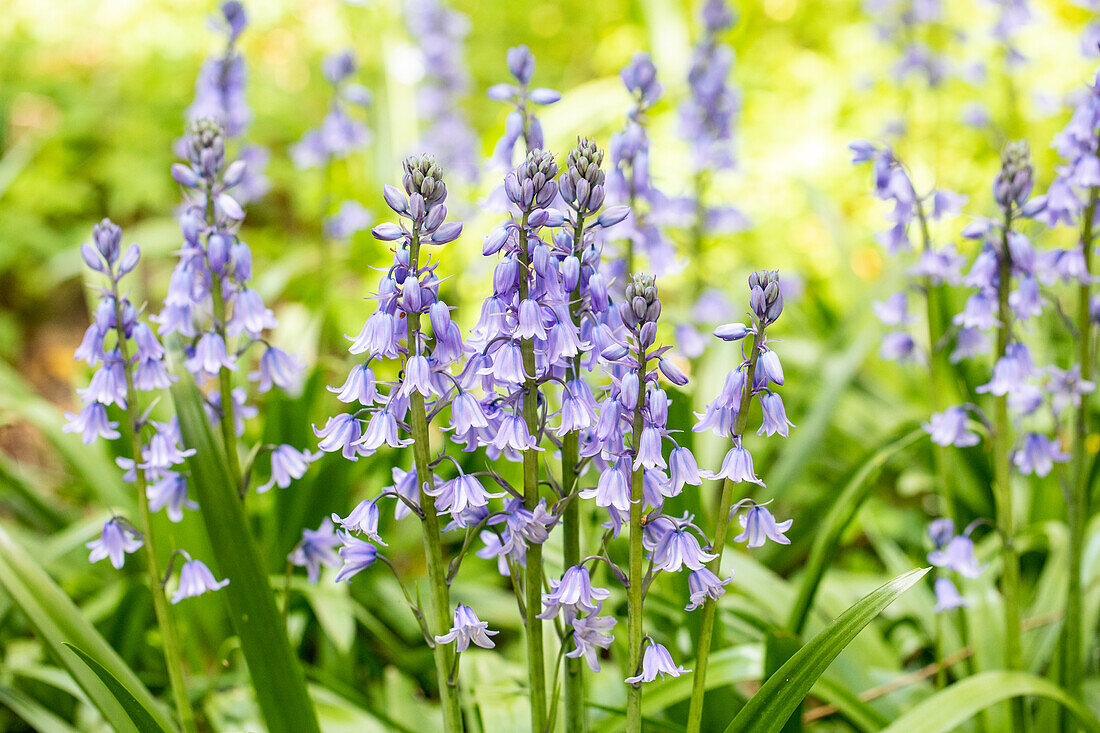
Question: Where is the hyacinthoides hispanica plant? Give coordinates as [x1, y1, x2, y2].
[316, 153, 467, 731]
[66, 220, 201, 733]
[164, 117, 322, 733]
[685, 270, 793, 733]
[1028, 68, 1100, 719]
[609, 53, 675, 281]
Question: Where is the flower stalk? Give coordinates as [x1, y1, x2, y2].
[1065, 179, 1097, 708]
[111, 285, 197, 733]
[407, 225, 463, 733]
[685, 327, 764, 733]
[992, 204, 1025, 732]
[625, 341, 648, 731]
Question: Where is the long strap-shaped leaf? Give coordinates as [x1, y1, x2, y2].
[0, 526, 176, 732]
[787, 425, 926, 634]
[879, 671, 1100, 733]
[170, 376, 321, 733]
[63, 643, 171, 733]
[724, 567, 928, 733]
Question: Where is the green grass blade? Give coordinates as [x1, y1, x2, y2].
[0, 526, 175, 732]
[878, 671, 1100, 733]
[169, 375, 321, 733]
[724, 567, 929, 733]
[62, 643, 171, 733]
[787, 425, 926, 634]
[0, 686, 82, 733]
[808, 677, 891, 732]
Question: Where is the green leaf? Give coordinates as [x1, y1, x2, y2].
[170, 373, 321, 733]
[724, 567, 928, 733]
[62, 643, 171, 733]
[0, 686, 81, 733]
[0, 526, 176, 733]
[808, 677, 891, 732]
[787, 425, 926, 634]
[878, 672, 1100, 733]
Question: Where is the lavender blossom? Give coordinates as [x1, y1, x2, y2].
[86, 519, 143, 570]
[289, 519, 342, 584]
[435, 604, 499, 652]
[171, 559, 230, 603]
[625, 642, 690, 684]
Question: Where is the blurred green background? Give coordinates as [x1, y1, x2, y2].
[1, 0, 1099, 730]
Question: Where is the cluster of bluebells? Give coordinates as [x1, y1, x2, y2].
[607, 53, 677, 277]
[488, 46, 560, 174]
[405, 0, 480, 185]
[672, 0, 749, 359]
[67, 219, 227, 602]
[858, 138, 1088, 476]
[864, 0, 950, 106]
[851, 141, 969, 362]
[290, 50, 372, 170]
[184, 1, 268, 203]
[695, 271, 793, 542]
[166, 119, 317, 494]
[927, 518, 985, 612]
[313, 101, 794, 692]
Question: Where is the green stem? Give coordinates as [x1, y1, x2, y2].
[626, 344, 648, 731]
[563, 211, 587, 733]
[993, 209, 1026, 732]
[113, 293, 197, 733]
[406, 227, 463, 732]
[1065, 183, 1097, 719]
[516, 213, 548, 731]
[912, 183, 956, 523]
[686, 328, 766, 733]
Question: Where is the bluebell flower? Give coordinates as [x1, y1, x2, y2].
[927, 517, 955, 548]
[86, 519, 143, 569]
[314, 413, 365, 461]
[259, 445, 319, 492]
[1045, 365, 1096, 416]
[872, 292, 911, 327]
[1013, 433, 1070, 477]
[650, 523, 717, 572]
[539, 565, 611, 620]
[171, 559, 230, 603]
[755, 348, 784, 387]
[289, 519, 342, 584]
[933, 577, 968, 612]
[924, 406, 980, 447]
[733, 505, 792, 548]
[426, 472, 504, 515]
[880, 331, 918, 362]
[758, 392, 795, 437]
[668, 446, 703, 491]
[147, 472, 198, 523]
[434, 604, 499, 652]
[703, 444, 763, 485]
[625, 642, 690, 684]
[334, 531, 379, 583]
[977, 342, 1033, 396]
[567, 612, 616, 672]
[686, 567, 734, 611]
[928, 535, 983, 578]
[63, 402, 120, 445]
[580, 457, 631, 511]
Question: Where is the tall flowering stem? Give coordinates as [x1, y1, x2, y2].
[625, 339, 648, 732]
[407, 223, 464, 733]
[911, 185, 957, 522]
[1067, 177, 1096, 704]
[686, 333, 763, 731]
[92, 225, 197, 733]
[991, 142, 1028, 731]
[512, 150, 561, 731]
[685, 270, 788, 733]
[557, 136, 609, 732]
